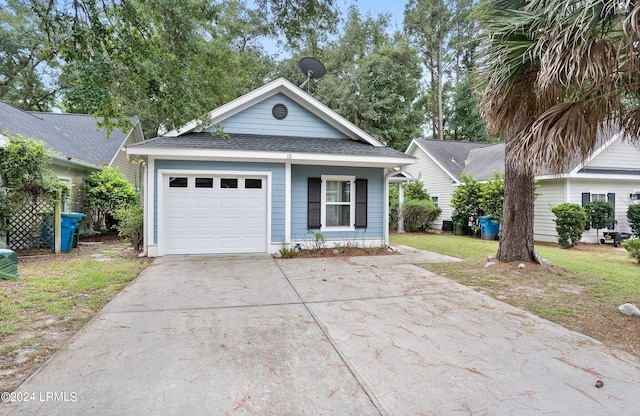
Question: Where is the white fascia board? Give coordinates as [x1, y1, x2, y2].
[127, 147, 414, 168]
[163, 78, 384, 147]
[50, 153, 101, 171]
[406, 139, 460, 185]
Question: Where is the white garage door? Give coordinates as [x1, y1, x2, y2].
[162, 174, 267, 255]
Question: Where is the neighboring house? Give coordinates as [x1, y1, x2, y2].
[405, 135, 640, 244]
[127, 77, 414, 257]
[404, 139, 503, 229]
[0, 101, 145, 211]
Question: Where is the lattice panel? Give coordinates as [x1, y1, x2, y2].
[9, 198, 55, 250]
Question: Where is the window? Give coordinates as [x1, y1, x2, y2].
[245, 179, 262, 189]
[631, 190, 640, 203]
[220, 178, 238, 189]
[322, 176, 355, 229]
[431, 195, 439, 206]
[58, 177, 72, 211]
[195, 178, 213, 188]
[308, 177, 367, 230]
[169, 177, 188, 188]
[591, 193, 607, 201]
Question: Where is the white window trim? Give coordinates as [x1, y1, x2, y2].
[431, 194, 440, 206]
[57, 176, 73, 212]
[321, 175, 355, 232]
[589, 190, 607, 201]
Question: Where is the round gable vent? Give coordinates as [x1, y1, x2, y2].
[272, 103, 288, 120]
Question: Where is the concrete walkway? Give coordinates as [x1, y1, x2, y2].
[3, 246, 640, 415]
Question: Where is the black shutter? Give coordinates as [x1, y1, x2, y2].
[582, 192, 591, 230]
[608, 193, 616, 229]
[308, 178, 321, 229]
[355, 179, 367, 229]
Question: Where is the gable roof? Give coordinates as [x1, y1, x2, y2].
[407, 139, 491, 182]
[0, 101, 141, 168]
[163, 77, 383, 147]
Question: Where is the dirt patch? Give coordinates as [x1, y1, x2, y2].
[426, 257, 640, 359]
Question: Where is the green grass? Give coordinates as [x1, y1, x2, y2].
[391, 232, 640, 354]
[0, 256, 148, 339]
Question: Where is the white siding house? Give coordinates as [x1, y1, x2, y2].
[406, 134, 640, 244]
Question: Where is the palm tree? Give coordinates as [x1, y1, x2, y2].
[477, 0, 640, 262]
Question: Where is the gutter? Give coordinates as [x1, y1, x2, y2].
[50, 154, 101, 171]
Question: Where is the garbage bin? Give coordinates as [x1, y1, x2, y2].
[68, 213, 87, 248]
[0, 249, 18, 280]
[480, 216, 500, 240]
[61, 213, 86, 252]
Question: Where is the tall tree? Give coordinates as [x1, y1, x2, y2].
[308, 7, 423, 151]
[0, 0, 59, 110]
[477, 0, 640, 262]
[404, 0, 453, 140]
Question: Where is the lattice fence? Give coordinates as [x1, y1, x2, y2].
[9, 197, 55, 250]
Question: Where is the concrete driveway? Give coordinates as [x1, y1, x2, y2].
[4, 245, 640, 415]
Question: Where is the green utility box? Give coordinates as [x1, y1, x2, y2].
[0, 249, 19, 281]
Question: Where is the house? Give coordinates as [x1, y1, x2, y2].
[404, 139, 504, 229]
[126, 77, 415, 257]
[405, 135, 640, 244]
[0, 101, 145, 211]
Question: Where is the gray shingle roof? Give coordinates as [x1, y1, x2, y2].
[464, 143, 505, 180]
[0, 101, 137, 167]
[131, 133, 414, 159]
[413, 139, 491, 180]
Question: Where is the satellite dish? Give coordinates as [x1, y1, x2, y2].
[299, 57, 326, 89]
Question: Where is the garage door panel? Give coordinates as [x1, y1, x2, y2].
[163, 174, 267, 255]
[167, 196, 189, 209]
[194, 196, 214, 209]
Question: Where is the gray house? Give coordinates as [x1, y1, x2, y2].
[0, 102, 145, 212]
[127, 77, 414, 256]
[405, 136, 640, 244]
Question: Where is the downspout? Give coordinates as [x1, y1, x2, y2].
[138, 158, 148, 257]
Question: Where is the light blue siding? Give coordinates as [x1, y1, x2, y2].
[153, 160, 285, 244]
[206, 94, 347, 139]
[291, 165, 385, 240]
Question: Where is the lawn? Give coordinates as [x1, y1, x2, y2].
[0, 240, 150, 393]
[391, 232, 640, 357]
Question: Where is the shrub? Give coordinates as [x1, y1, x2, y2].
[84, 167, 138, 231]
[451, 173, 483, 233]
[479, 172, 505, 221]
[403, 199, 442, 232]
[113, 205, 144, 250]
[584, 200, 614, 242]
[623, 238, 640, 263]
[404, 179, 430, 201]
[628, 204, 640, 237]
[551, 203, 588, 248]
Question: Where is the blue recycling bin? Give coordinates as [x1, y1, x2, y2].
[480, 216, 500, 241]
[60, 213, 86, 252]
[41, 212, 86, 252]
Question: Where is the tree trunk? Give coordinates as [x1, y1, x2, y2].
[497, 140, 536, 262]
[437, 19, 445, 141]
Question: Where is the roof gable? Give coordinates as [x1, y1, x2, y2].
[207, 93, 347, 139]
[407, 139, 492, 181]
[163, 77, 383, 147]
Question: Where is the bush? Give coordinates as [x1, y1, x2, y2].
[403, 199, 442, 232]
[404, 179, 430, 201]
[551, 203, 588, 248]
[584, 200, 614, 242]
[479, 172, 505, 221]
[84, 167, 138, 231]
[451, 173, 483, 233]
[113, 205, 144, 251]
[628, 204, 640, 237]
[623, 238, 640, 263]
